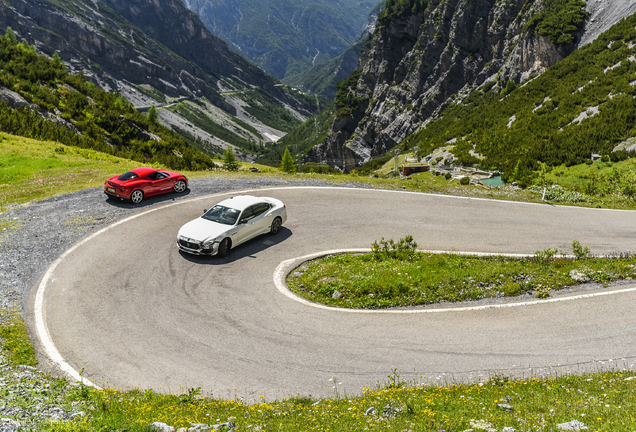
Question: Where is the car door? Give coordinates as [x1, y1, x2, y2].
[234, 206, 254, 246]
[250, 202, 273, 235]
[151, 171, 172, 195]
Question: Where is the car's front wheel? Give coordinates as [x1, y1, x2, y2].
[217, 238, 230, 257]
[130, 189, 144, 204]
[270, 217, 282, 235]
[174, 180, 186, 193]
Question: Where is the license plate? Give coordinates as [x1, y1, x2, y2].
[108, 187, 115, 193]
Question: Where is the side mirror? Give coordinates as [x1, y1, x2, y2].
[203, 209, 207, 214]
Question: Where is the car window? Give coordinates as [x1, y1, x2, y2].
[252, 203, 269, 217]
[239, 207, 254, 223]
[202, 205, 241, 225]
[117, 171, 139, 181]
[146, 172, 158, 180]
[156, 171, 170, 179]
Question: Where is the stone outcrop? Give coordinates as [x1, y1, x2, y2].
[309, 0, 578, 172]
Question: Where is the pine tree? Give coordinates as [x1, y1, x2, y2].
[148, 104, 158, 124]
[280, 147, 296, 173]
[223, 147, 240, 171]
[5, 27, 16, 44]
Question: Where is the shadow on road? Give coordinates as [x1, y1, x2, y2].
[177, 227, 293, 265]
[104, 189, 192, 208]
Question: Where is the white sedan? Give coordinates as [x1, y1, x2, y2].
[177, 195, 287, 257]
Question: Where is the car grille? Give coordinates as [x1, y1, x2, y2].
[179, 239, 200, 249]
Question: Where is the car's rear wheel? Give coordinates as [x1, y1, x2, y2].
[217, 238, 230, 257]
[270, 217, 282, 235]
[174, 180, 186, 193]
[130, 189, 144, 204]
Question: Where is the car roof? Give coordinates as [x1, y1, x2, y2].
[216, 195, 268, 211]
[129, 167, 157, 176]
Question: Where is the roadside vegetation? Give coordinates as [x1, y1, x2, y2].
[7, 131, 636, 211]
[0, 305, 634, 431]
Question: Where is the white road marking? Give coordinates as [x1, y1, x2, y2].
[33, 186, 636, 386]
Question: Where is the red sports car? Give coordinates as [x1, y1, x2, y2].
[104, 167, 188, 204]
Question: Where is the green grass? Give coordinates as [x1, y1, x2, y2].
[5, 131, 636, 211]
[0, 134, 150, 206]
[0, 307, 37, 366]
[33, 369, 636, 431]
[287, 249, 636, 308]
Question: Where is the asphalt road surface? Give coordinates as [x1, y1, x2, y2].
[30, 187, 636, 400]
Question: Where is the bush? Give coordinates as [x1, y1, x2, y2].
[572, 240, 590, 260]
[371, 235, 418, 261]
[460, 176, 470, 185]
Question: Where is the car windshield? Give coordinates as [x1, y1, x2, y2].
[117, 171, 139, 181]
[202, 205, 241, 225]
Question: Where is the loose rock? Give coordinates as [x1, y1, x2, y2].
[557, 419, 589, 431]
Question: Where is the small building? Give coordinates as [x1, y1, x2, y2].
[402, 163, 430, 176]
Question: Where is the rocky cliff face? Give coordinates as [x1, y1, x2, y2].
[308, 0, 579, 172]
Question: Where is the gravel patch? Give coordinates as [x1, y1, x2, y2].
[0, 350, 89, 431]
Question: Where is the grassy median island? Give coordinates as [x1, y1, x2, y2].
[287, 237, 636, 309]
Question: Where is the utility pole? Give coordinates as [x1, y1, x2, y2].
[294, 143, 301, 173]
[393, 148, 400, 177]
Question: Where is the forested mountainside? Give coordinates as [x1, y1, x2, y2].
[182, 0, 379, 80]
[308, 0, 636, 172]
[0, 0, 319, 159]
[0, 33, 215, 170]
[401, 13, 636, 185]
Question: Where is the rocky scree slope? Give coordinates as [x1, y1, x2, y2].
[0, 0, 316, 156]
[308, 0, 627, 172]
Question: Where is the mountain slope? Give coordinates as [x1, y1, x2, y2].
[183, 0, 379, 80]
[308, 0, 608, 172]
[400, 12, 636, 184]
[0, 34, 215, 170]
[0, 0, 318, 159]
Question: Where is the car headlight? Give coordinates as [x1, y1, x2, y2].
[202, 238, 216, 248]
